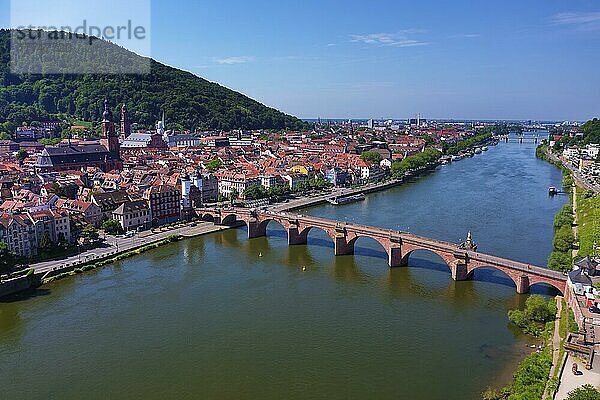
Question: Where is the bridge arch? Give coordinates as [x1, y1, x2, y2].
[347, 235, 389, 261]
[399, 248, 453, 274]
[257, 218, 289, 240]
[298, 225, 337, 247]
[528, 277, 565, 296]
[221, 213, 244, 226]
[201, 213, 215, 222]
[465, 264, 520, 291]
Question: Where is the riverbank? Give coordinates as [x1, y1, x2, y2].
[0, 222, 232, 298]
[540, 145, 600, 194]
[276, 143, 498, 212]
[536, 145, 576, 273]
[484, 297, 558, 400]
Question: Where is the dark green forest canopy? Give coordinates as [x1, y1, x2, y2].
[0, 29, 309, 133]
[582, 118, 600, 145]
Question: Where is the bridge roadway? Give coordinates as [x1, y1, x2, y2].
[199, 207, 568, 295]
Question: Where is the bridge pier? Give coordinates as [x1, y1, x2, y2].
[288, 227, 308, 245]
[388, 247, 403, 268]
[247, 220, 267, 239]
[334, 237, 354, 256]
[450, 261, 468, 281]
[516, 275, 530, 294]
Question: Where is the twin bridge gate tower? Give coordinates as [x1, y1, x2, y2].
[199, 208, 568, 295]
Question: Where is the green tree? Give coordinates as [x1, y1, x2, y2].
[553, 225, 575, 253]
[39, 232, 53, 252]
[51, 182, 79, 199]
[206, 158, 223, 172]
[360, 151, 383, 164]
[229, 189, 239, 205]
[524, 295, 555, 323]
[80, 224, 100, 242]
[0, 242, 16, 273]
[548, 251, 572, 272]
[567, 384, 600, 400]
[554, 204, 574, 228]
[15, 149, 28, 161]
[391, 148, 442, 178]
[508, 295, 556, 335]
[102, 219, 124, 236]
[582, 119, 600, 145]
[481, 387, 508, 400]
[445, 132, 492, 155]
[38, 138, 62, 146]
[267, 184, 290, 198]
[243, 185, 268, 200]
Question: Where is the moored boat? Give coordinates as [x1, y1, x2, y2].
[328, 193, 366, 205]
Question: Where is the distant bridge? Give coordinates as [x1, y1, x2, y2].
[495, 135, 546, 143]
[198, 208, 567, 295]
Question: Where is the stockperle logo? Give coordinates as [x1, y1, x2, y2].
[9, 0, 152, 75]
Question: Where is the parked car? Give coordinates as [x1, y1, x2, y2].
[588, 306, 600, 314]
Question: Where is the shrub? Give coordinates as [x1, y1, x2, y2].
[554, 205, 574, 228]
[553, 225, 575, 253]
[102, 219, 124, 235]
[548, 251, 572, 272]
[508, 296, 556, 336]
[567, 385, 600, 400]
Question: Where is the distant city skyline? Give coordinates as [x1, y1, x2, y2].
[1, 0, 599, 121]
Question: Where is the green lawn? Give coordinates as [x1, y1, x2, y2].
[576, 187, 600, 257]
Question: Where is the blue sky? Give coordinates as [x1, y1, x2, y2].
[1, 0, 600, 121]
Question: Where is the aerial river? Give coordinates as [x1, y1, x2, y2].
[0, 138, 568, 399]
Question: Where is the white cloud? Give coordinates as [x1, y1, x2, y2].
[349, 32, 428, 48]
[448, 34, 480, 39]
[548, 12, 600, 28]
[214, 56, 255, 65]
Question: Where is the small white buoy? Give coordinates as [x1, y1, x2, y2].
[259, 253, 263, 257]
[302, 266, 307, 271]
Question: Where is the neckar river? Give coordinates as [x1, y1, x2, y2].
[0, 140, 567, 400]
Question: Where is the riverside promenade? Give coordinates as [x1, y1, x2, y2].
[545, 149, 600, 194]
[271, 178, 405, 212]
[29, 222, 230, 275]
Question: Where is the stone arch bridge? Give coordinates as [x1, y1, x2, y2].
[198, 208, 567, 295]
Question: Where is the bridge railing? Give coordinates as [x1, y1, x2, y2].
[467, 252, 566, 280]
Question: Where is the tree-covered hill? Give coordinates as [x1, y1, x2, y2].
[0, 29, 308, 134]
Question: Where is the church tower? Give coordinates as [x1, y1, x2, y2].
[120, 104, 131, 137]
[100, 99, 120, 155]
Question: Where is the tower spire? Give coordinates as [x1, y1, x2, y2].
[100, 99, 120, 156]
[102, 99, 112, 122]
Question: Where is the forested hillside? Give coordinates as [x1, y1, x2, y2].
[0, 29, 308, 134]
